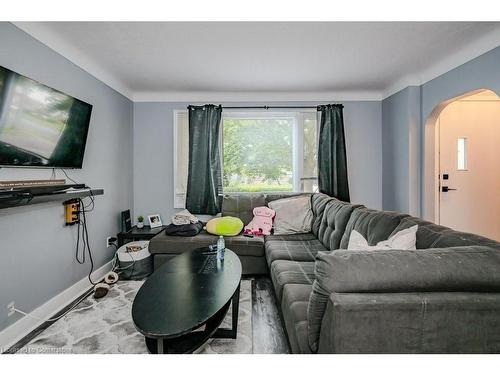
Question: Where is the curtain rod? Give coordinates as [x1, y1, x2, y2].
[222, 106, 318, 109]
[187, 104, 344, 110]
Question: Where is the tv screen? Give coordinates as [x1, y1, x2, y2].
[0, 66, 92, 168]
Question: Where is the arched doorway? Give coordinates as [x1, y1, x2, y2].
[424, 89, 500, 241]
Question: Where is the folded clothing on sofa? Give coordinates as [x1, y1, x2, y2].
[172, 209, 199, 225]
[165, 221, 204, 236]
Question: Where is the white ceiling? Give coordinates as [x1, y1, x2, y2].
[14, 22, 500, 101]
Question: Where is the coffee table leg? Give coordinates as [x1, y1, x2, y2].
[231, 282, 240, 338]
[157, 339, 164, 353]
[213, 281, 241, 339]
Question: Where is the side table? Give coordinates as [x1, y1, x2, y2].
[117, 225, 167, 247]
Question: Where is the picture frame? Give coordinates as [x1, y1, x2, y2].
[148, 214, 162, 228]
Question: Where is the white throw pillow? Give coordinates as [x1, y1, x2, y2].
[268, 195, 313, 235]
[347, 225, 418, 250]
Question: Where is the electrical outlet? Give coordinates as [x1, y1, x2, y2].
[106, 236, 117, 248]
[7, 301, 15, 317]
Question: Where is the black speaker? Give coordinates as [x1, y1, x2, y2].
[121, 209, 132, 233]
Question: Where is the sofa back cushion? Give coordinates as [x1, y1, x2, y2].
[265, 192, 309, 205]
[222, 192, 309, 225]
[317, 199, 363, 250]
[339, 208, 409, 249]
[314, 246, 500, 293]
[310, 193, 333, 237]
[391, 216, 500, 250]
[222, 193, 266, 225]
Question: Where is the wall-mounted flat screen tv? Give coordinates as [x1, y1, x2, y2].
[0, 66, 92, 168]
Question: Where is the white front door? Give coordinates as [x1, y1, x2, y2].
[438, 96, 500, 241]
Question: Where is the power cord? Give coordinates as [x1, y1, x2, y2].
[75, 197, 97, 285]
[12, 289, 94, 322]
[11, 169, 106, 324]
[110, 242, 138, 275]
[58, 168, 97, 285]
[59, 168, 78, 184]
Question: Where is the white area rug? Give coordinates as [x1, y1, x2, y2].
[18, 279, 252, 354]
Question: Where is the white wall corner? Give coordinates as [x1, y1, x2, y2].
[382, 26, 500, 100]
[12, 22, 134, 100]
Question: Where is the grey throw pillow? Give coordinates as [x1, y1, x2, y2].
[268, 195, 313, 235]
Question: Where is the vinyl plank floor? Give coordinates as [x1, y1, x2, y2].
[251, 277, 290, 354]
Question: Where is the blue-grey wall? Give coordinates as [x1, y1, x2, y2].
[421, 46, 500, 122]
[381, 45, 500, 217]
[133, 101, 382, 221]
[420, 46, 500, 218]
[382, 86, 420, 214]
[0, 23, 134, 333]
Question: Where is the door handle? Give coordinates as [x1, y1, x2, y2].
[441, 186, 457, 192]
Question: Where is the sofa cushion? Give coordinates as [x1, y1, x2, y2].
[265, 192, 310, 205]
[311, 193, 333, 237]
[317, 199, 362, 251]
[222, 193, 267, 225]
[315, 246, 500, 293]
[347, 225, 418, 250]
[270, 260, 315, 302]
[149, 231, 264, 257]
[265, 233, 317, 242]
[281, 284, 313, 354]
[339, 207, 409, 249]
[221, 192, 307, 225]
[307, 250, 336, 353]
[265, 239, 328, 266]
[308, 278, 330, 353]
[433, 231, 500, 250]
[268, 195, 313, 235]
[391, 216, 500, 250]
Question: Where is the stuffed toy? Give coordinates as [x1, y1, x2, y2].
[205, 216, 244, 236]
[244, 206, 276, 236]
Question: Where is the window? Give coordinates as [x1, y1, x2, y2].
[457, 137, 468, 170]
[174, 110, 318, 208]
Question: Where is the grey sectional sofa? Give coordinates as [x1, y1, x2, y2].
[149, 192, 500, 353]
[149, 193, 302, 274]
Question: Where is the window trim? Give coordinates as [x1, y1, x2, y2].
[173, 109, 188, 208]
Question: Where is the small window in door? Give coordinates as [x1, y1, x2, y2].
[457, 137, 468, 170]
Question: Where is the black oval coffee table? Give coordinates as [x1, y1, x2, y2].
[132, 247, 242, 354]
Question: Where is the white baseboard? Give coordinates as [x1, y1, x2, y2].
[0, 260, 113, 352]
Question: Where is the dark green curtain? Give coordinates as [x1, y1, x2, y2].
[317, 104, 350, 202]
[185, 104, 223, 215]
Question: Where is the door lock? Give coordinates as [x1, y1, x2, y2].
[441, 186, 457, 192]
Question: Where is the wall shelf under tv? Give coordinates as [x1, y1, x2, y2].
[0, 188, 104, 210]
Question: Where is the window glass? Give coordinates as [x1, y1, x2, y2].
[223, 116, 294, 192]
[457, 137, 467, 170]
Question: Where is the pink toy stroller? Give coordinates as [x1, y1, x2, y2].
[243, 206, 276, 236]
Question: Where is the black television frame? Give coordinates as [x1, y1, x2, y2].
[0, 65, 93, 169]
